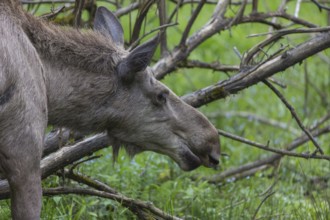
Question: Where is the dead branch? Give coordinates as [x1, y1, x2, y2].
[114, 2, 139, 18]
[43, 187, 183, 220]
[179, 0, 206, 46]
[262, 80, 324, 155]
[58, 169, 118, 194]
[21, 0, 76, 4]
[73, 0, 85, 27]
[217, 129, 330, 160]
[61, 170, 181, 219]
[157, 0, 169, 57]
[311, 0, 330, 11]
[205, 125, 330, 183]
[43, 128, 83, 157]
[252, 191, 276, 220]
[181, 31, 330, 108]
[243, 26, 330, 65]
[178, 60, 239, 73]
[153, 10, 322, 80]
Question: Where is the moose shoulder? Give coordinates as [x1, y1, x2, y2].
[0, 1, 220, 219]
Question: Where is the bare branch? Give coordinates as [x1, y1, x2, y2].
[181, 32, 330, 107]
[311, 112, 330, 130]
[180, 0, 206, 46]
[205, 126, 330, 183]
[178, 60, 239, 72]
[153, 9, 321, 80]
[43, 128, 83, 157]
[252, 191, 276, 220]
[262, 80, 324, 155]
[40, 6, 65, 20]
[130, 0, 156, 44]
[311, 0, 330, 11]
[21, 0, 75, 4]
[43, 187, 183, 220]
[157, 0, 169, 57]
[169, 0, 218, 5]
[41, 133, 110, 178]
[228, 0, 247, 27]
[252, 0, 258, 13]
[129, 22, 178, 49]
[59, 169, 118, 194]
[73, 0, 85, 27]
[218, 129, 330, 160]
[212, 0, 230, 20]
[247, 26, 330, 38]
[114, 2, 139, 18]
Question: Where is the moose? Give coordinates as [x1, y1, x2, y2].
[0, 0, 220, 219]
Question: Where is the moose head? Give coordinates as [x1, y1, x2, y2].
[91, 7, 221, 170]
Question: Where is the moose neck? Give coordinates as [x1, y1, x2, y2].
[21, 11, 124, 132]
[22, 13, 123, 75]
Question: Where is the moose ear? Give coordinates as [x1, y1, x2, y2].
[94, 6, 124, 46]
[117, 36, 159, 82]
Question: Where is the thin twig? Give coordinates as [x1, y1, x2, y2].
[311, 0, 330, 11]
[73, 0, 85, 27]
[244, 26, 330, 65]
[310, 112, 330, 130]
[69, 155, 101, 172]
[59, 169, 117, 194]
[180, 0, 206, 46]
[178, 60, 239, 72]
[40, 6, 65, 20]
[129, 22, 178, 50]
[21, 0, 75, 4]
[204, 126, 330, 183]
[114, 2, 139, 18]
[217, 129, 330, 160]
[252, 191, 276, 220]
[228, 0, 247, 27]
[130, 0, 156, 44]
[158, 0, 169, 57]
[247, 26, 330, 38]
[262, 80, 324, 155]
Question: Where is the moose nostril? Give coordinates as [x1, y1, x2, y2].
[208, 154, 219, 165]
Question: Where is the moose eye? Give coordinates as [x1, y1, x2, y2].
[156, 92, 168, 104]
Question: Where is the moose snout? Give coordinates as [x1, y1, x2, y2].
[206, 150, 220, 168]
[195, 148, 220, 169]
[199, 132, 221, 168]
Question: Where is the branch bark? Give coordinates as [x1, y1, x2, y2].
[182, 31, 330, 108]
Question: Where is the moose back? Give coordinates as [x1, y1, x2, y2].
[0, 0, 220, 219]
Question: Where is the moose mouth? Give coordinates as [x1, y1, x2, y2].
[176, 143, 219, 171]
